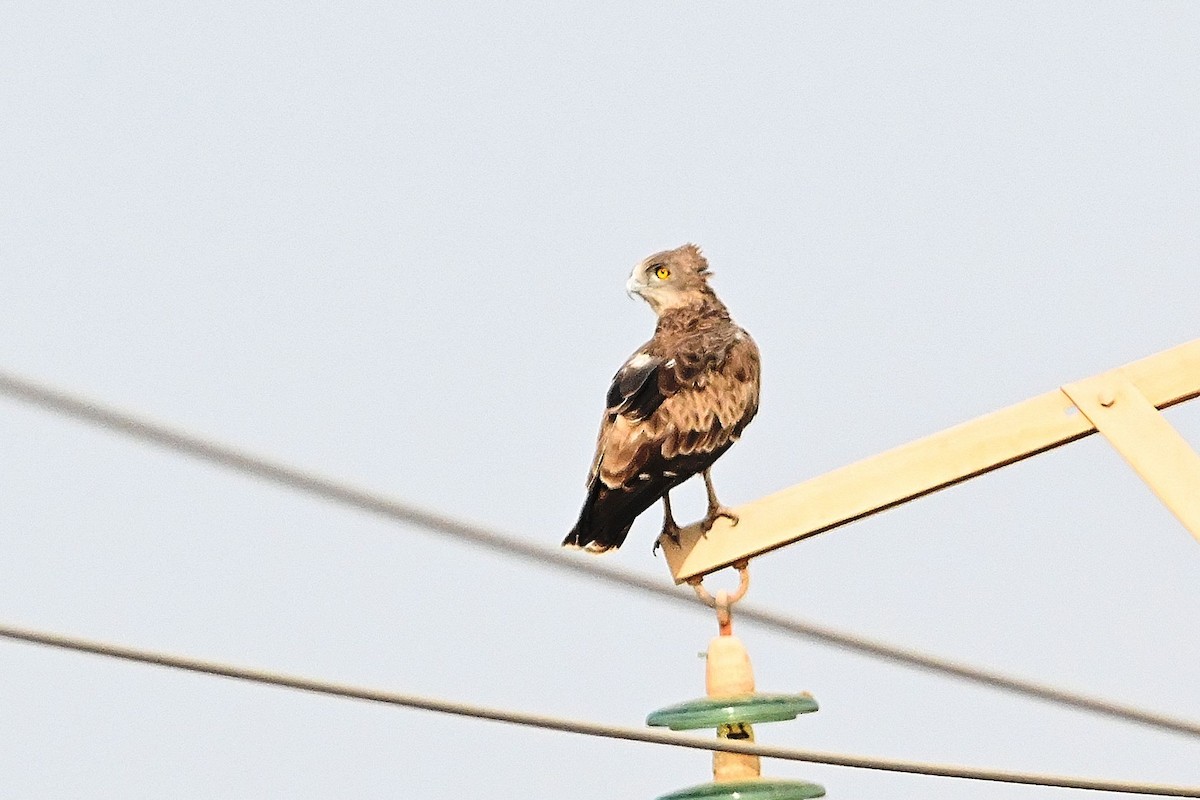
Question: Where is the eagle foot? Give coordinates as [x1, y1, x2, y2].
[701, 505, 739, 532]
[653, 524, 683, 554]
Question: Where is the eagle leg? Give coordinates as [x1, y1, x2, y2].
[701, 468, 739, 531]
[653, 492, 683, 553]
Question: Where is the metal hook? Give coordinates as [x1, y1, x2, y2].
[687, 560, 750, 635]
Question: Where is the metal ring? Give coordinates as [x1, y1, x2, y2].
[688, 561, 750, 634]
[688, 560, 751, 608]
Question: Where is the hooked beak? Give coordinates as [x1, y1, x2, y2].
[625, 273, 643, 300]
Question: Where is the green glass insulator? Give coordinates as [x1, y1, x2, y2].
[646, 693, 818, 731]
[655, 779, 826, 800]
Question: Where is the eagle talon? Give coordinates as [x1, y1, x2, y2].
[701, 505, 739, 532]
[654, 523, 683, 554]
[700, 469, 739, 532]
[653, 492, 684, 555]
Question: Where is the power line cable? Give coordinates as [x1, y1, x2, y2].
[1, 621, 1196, 797]
[1, 369, 1197, 739]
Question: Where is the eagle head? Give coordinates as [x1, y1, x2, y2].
[625, 243, 713, 314]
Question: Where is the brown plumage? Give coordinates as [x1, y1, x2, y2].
[563, 244, 761, 553]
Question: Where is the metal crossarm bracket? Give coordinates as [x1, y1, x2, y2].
[662, 339, 1200, 583]
[1062, 371, 1200, 539]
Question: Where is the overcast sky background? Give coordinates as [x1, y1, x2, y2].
[2, 3, 1199, 798]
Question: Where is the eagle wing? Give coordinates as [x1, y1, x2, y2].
[589, 329, 760, 491]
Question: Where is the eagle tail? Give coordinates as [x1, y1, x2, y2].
[562, 490, 634, 552]
[562, 518, 634, 553]
[563, 479, 672, 553]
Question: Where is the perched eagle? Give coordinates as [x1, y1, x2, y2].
[563, 244, 761, 553]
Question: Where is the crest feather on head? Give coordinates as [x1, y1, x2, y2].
[662, 243, 711, 278]
[681, 243, 709, 275]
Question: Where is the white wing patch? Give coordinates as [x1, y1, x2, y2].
[628, 352, 653, 368]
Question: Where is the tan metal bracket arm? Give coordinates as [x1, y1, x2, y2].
[1062, 372, 1200, 543]
[662, 339, 1200, 583]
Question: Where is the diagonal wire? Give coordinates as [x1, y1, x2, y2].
[1, 369, 1198, 739]
[1, 622, 1197, 797]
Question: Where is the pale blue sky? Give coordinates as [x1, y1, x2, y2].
[1, 3, 1199, 798]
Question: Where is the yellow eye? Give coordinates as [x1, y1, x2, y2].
[654, 266, 671, 280]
